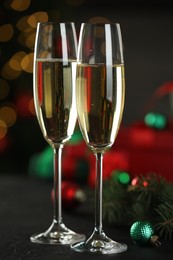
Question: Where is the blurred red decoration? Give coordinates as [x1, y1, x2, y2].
[62, 141, 89, 183]
[51, 180, 86, 210]
[115, 121, 173, 181]
[154, 81, 173, 97]
[143, 81, 173, 114]
[0, 136, 9, 152]
[87, 150, 129, 188]
[15, 93, 34, 117]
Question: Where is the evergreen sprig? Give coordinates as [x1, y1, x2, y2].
[102, 172, 173, 240]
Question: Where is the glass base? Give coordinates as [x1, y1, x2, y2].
[71, 230, 127, 254]
[30, 221, 85, 245]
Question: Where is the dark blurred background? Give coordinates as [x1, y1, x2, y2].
[0, 0, 173, 175]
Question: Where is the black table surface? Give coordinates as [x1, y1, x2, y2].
[0, 174, 172, 260]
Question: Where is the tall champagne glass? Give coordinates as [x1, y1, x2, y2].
[71, 23, 127, 254]
[31, 22, 85, 245]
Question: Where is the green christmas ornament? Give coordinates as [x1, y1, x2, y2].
[144, 112, 167, 130]
[130, 221, 161, 247]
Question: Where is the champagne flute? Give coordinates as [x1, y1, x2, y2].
[31, 22, 85, 245]
[71, 23, 127, 254]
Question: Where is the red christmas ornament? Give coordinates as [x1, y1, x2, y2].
[51, 180, 86, 210]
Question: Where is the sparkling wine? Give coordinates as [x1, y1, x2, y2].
[34, 59, 77, 147]
[76, 63, 125, 153]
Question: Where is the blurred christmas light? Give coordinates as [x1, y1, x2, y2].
[51, 181, 86, 210]
[0, 106, 17, 127]
[16, 15, 32, 32]
[10, 0, 31, 11]
[25, 32, 36, 49]
[0, 120, 7, 139]
[21, 52, 34, 73]
[144, 112, 167, 130]
[0, 24, 14, 42]
[112, 170, 130, 185]
[15, 94, 34, 117]
[27, 12, 49, 28]
[1, 61, 21, 80]
[143, 181, 148, 187]
[9, 51, 26, 72]
[0, 79, 10, 100]
[131, 177, 139, 186]
[29, 98, 35, 116]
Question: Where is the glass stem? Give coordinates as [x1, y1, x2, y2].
[53, 145, 63, 225]
[95, 152, 103, 235]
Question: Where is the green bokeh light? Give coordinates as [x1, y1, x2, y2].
[112, 170, 130, 185]
[144, 112, 167, 129]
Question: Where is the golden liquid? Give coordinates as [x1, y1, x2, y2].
[34, 59, 77, 147]
[76, 63, 125, 153]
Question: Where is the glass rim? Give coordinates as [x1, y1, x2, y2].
[36, 21, 75, 26]
[81, 22, 120, 26]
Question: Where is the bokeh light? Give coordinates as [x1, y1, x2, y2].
[10, 0, 31, 11]
[15, 94, 35, 117]
[25, 32, 36, 49]
[9, 51, 26, 72]
[0, 24, 14, 42]
[21, 52, 34, 73]
[1, 61, 22, 80]
[16, 15, 32, 32]
[0, 120, 7, 139]
[27, 12, 49, 28]
[0, 105, 17, 127]
[18, 31, 36, 50]
[29, 98, 36, 116]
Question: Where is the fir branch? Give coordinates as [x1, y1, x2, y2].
[129, 173, 166, 205]
[155, 202, 173, 240]
[157, 183, 173, 203]
[103, 179, 128, 225]
[101, 172, 173, 240]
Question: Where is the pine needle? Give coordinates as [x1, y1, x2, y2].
[101, 172, 173, 239]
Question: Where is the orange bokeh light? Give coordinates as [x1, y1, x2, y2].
[21, 52, 34, 73]
[10, 0, 31, 11]
[28, 12, 49, 29]
[0, 120, 7, 139]
[0, 106, 17, 127]
[0, 24, 14, 42]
